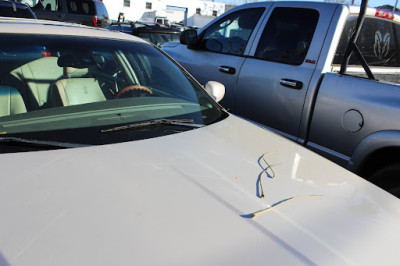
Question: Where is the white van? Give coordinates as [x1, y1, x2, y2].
[140, 11, 170, 26]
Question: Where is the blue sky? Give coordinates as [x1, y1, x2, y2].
[213, 0, 398, 8]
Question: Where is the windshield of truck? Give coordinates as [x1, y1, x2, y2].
[0, 34, 227, 153]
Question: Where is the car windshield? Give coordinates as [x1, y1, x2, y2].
[0, 34, 227, 153]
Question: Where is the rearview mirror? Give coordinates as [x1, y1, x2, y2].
[180, 29, 199, 49]
[204, 81, 225, 103]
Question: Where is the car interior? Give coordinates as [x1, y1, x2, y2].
[0, 47, 143, 117]
[0, 37, 201, 120]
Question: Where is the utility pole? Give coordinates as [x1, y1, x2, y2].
[394, 0, 399, 12]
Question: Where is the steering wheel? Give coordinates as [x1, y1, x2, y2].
[114, 85, 153, 99]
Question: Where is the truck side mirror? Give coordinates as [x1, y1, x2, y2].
[180, 29, 199, 49]
[204, 81, 225, 103]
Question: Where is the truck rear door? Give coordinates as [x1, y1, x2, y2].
[235, 2, 337, 141]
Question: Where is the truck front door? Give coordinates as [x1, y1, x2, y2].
[235, 3, 336, 141]
[164, 5, 270, 109]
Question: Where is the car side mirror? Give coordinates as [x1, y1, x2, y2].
[180, 29, 199, 49]
[204, 81, 225, 103]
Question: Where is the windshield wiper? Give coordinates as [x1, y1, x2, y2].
[0, 137, 88, 149]
[100, 119, 204, 133]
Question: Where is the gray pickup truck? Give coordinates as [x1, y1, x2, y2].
[162, 1, 400, 196]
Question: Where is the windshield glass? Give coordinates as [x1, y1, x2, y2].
[0, 34, 227, 152]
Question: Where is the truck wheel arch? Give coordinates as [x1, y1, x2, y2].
[368, 163, 400, 197]
[348, 130, 400, 183]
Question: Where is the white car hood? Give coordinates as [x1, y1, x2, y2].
[0, 116, 399, 266]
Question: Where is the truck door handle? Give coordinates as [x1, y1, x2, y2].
[219, 66, 236, 74]
[280, 79, 303, 90]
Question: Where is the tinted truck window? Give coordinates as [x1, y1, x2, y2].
[201, 8, 265, 56]
[66, 0, 95, 15]
[255, 7, 319, 65]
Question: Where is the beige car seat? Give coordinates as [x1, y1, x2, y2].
[0, 86, 27, 117]
[51, 78, 106, 106]
[11, 57, 88, 109]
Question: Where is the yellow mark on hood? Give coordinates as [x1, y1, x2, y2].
[242, 195, 322, 219]
[257, 152, 277, 198]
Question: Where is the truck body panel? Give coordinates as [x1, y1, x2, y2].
[308, 73, 400, 166]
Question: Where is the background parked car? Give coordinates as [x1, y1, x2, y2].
[104, 21, 132, 34]
[0, 0, 36, 18]
[140, 14, 171, 27]
[106, 22, 181, 47]
[26, 0, 109, 27]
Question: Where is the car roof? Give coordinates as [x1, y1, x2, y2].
[133, 25, 181, 34]
[0, 17, 148, 43]
[107, 22, 181, 34]
[110, 22, 179, 30]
